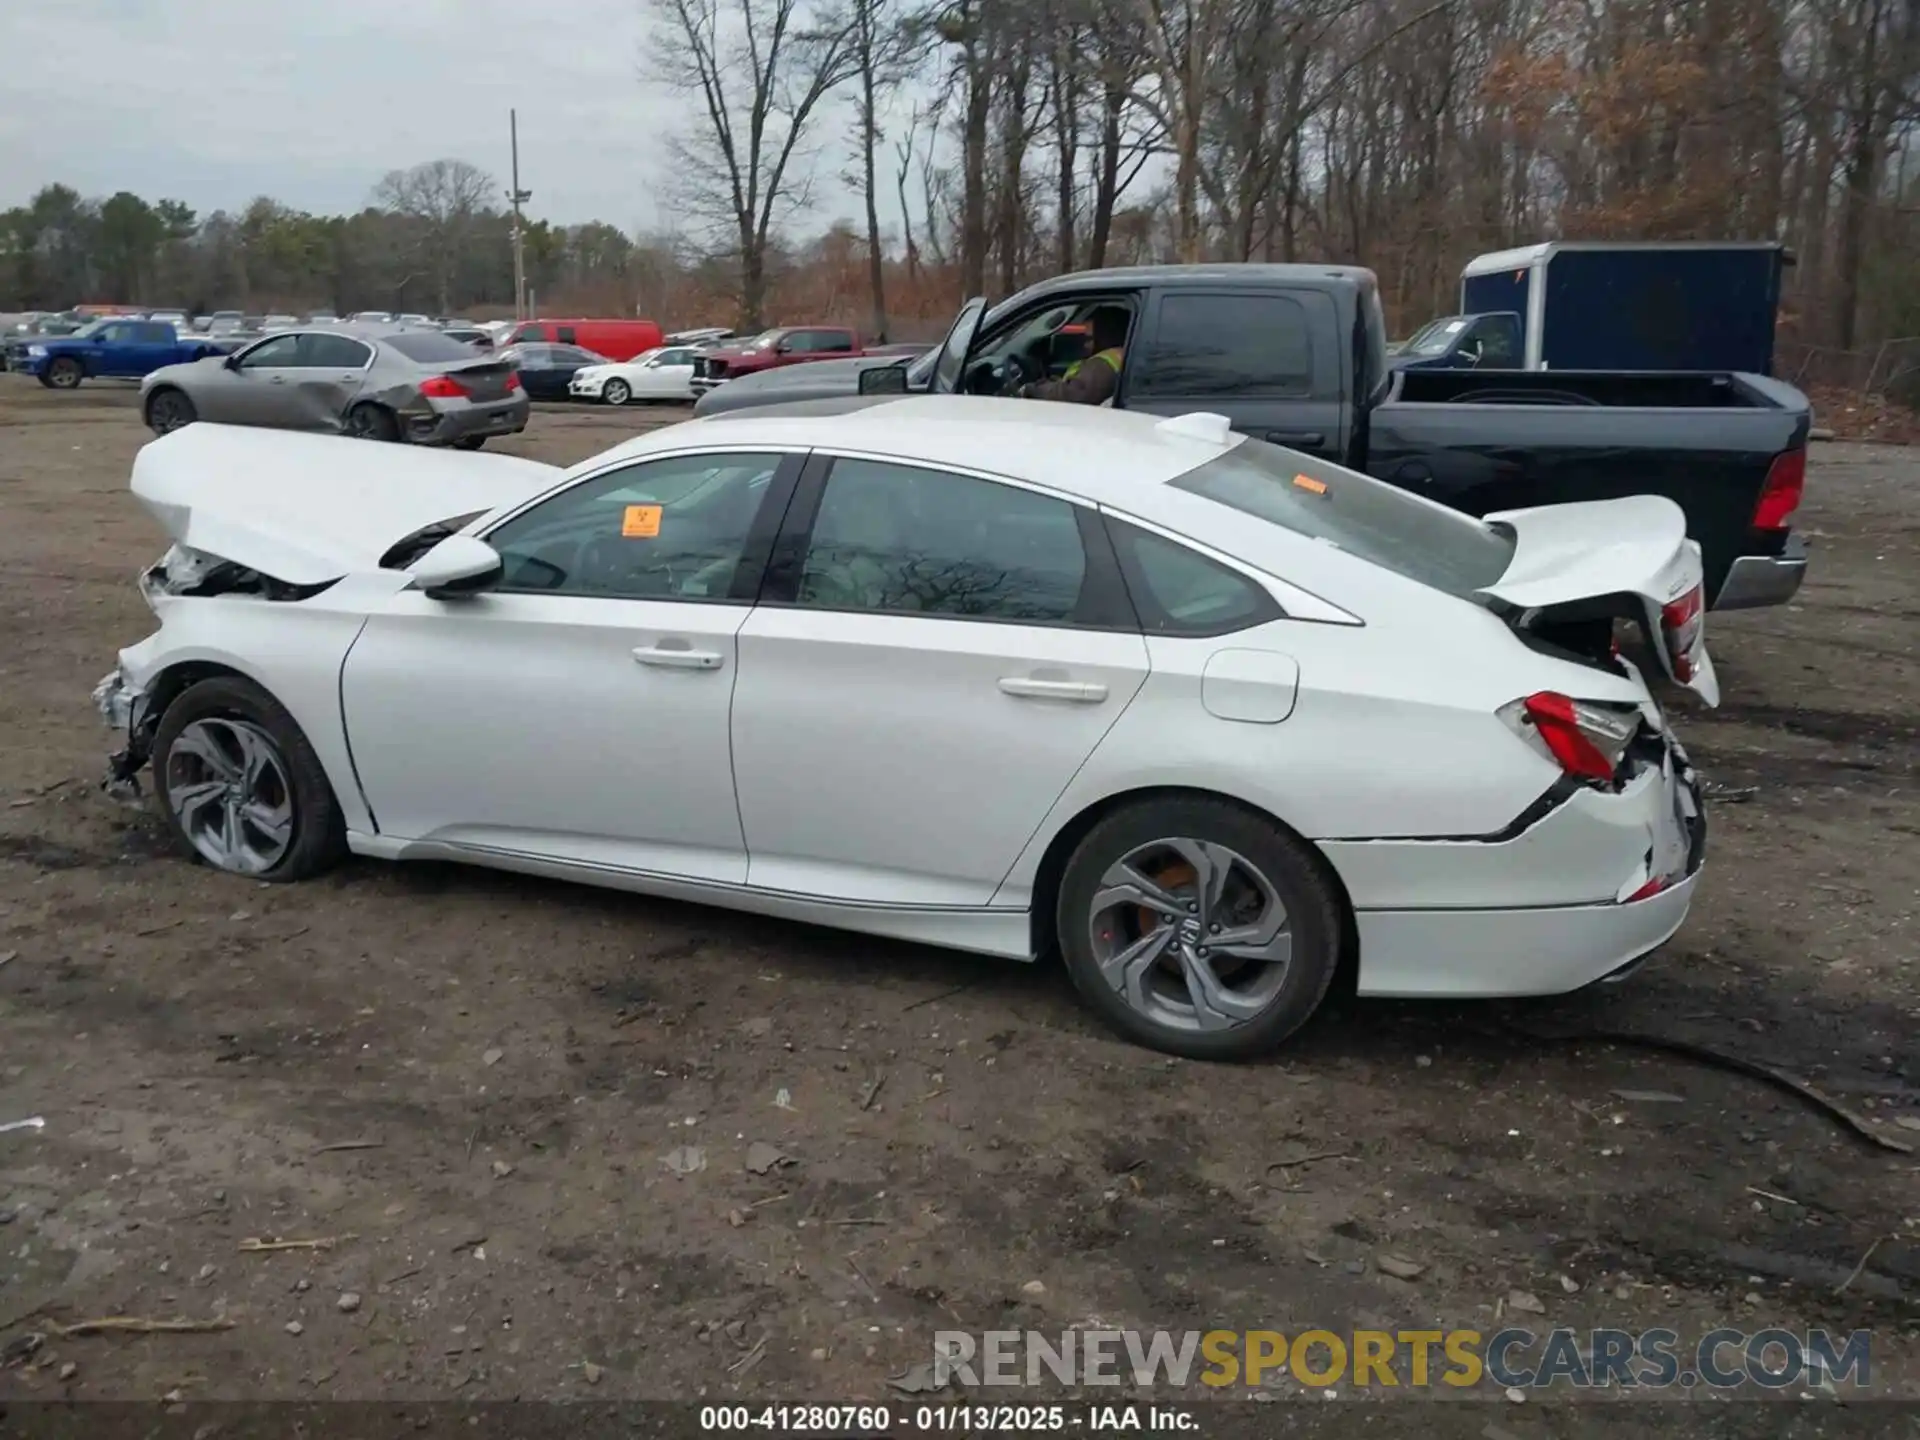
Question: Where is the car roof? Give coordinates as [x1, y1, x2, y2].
[587, 395, 1242, 504]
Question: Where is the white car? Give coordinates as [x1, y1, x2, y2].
[92, 399, 1712, 1059]
[569, 346, 699, 406]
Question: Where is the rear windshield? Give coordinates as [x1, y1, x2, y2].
[385, 331, 485, 363]
[1171, 439, 1516, 598]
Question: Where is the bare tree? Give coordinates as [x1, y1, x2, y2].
[842, 0, 931, 339]
[649, 0, 858, 327]
[370, 159, 494, 313]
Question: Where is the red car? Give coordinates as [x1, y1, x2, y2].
[690, 326, 890, 395]
[502, 318, 663, 363]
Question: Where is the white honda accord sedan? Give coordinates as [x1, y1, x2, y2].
[95, 398, 1711, 1059]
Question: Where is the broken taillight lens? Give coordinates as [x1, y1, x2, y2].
[1752, 448, 1805, 532]
[1499, 691, 1640, 783]
[1661, 584, 1704, 682]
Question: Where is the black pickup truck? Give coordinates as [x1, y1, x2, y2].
[694, 265, 1810, 609]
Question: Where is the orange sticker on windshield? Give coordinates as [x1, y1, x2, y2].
[621, 504, 662, 538]
[1292, 473, 1328, 495]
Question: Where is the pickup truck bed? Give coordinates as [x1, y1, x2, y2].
[729, 264, 1811, 611]
[1368, 369, 1810, 608]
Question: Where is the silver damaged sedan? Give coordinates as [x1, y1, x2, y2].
[140, 325, 529, 450]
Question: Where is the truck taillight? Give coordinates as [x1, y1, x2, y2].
[1498, 691, 1640, 783]
[419, 375, 469, 399]
[1660, 584, 1704, 682]
[1752, 448, 1805, 532]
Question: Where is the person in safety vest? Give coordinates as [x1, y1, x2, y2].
[1018, 305, 1128, 405]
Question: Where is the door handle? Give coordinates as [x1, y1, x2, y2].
[1263, 430, 1325, 447]
[268, 376, 287, 385]
[633, 646, 724, 671]
[998, 677, 1108, 703]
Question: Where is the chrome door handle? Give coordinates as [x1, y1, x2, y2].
[268, 376, 287, 384]
[633, 646, 724, 671]
[998, 677, 1108, 703]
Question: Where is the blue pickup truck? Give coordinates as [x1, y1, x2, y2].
[17, 318, 224, 390]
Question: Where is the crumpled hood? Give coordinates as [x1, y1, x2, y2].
[131, 423, 561, 586]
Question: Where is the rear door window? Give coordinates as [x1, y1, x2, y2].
[796, 458, 1093, 624]
[301, 333, 373, 368]
[557, 326, 578, 344]
[1170, 439, 1516, 598]
[1133, 293, 1321, 399]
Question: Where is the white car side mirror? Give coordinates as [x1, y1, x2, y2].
[409, 533, 503, 598]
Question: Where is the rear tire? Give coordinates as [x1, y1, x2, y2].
[151, 676, 348, 883]
[46, 357, 84, 390]
[346, 403, 399, 442]
[602, 378, 631, 407]
[1055, 796, 1343, 1061]
[146, 387, 198, 434]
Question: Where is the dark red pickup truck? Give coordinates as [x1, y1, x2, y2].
[690, 326, 918, 396]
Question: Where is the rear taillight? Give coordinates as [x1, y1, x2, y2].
[1661, 584, 1704, 682]
[419, 375, 469, 399]
[1498, 691, 1640, 783]
[1752, 448, 1805, 531]
[505, 370, 522, 392]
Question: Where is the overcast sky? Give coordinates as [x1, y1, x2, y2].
[0, 0, 709, 231]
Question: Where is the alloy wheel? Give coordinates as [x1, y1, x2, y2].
[1087, 838, 1293, 1033]
[164, 717, 296, 875]
[603, 379, 630, 406]
[150, 393, 194, 433]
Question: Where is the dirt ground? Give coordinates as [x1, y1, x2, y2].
[0, 378, 1914, 1420]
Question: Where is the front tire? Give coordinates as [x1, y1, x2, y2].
[602, 378, 631, 407]
[146, 388, 198, 434]
[46, 357, 84, 390]
[452, 435, 487, 450]
[151, 676, 347, 882]
[1056, 797, 1343, 1060]
[346, 403, 399, 441]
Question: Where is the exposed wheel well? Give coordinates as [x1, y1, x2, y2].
[1024, 785, 1361, 997]
[128, 661, 256, 768]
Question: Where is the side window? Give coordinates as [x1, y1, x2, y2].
[517, 324, 548, 343]
[557, 325, 578, 344]
[237, 334, 302, 369]
[1105, 518, 1281, 635]
[657, 348, 690, 366]
[797, 458, 1089, 624]
[816, 330, 855, 353]
[1474, 315, 1520, 367]
[1133, 293, 1314, 399]
[485, 452, 786, 602]
[301, 333, 372, 368]
[99, 324, 131, 344]
[137, 323, 169, 343]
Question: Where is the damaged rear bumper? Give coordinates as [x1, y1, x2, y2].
[1335, 728, 1707, 998]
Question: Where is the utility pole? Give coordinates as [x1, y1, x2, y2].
[508, 109, 532, 321]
